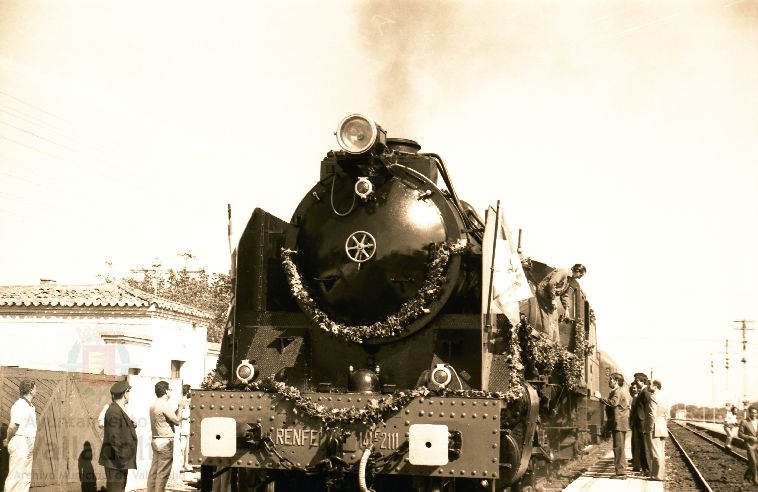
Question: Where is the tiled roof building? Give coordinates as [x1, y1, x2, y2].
[0, 281, 213, 320]
[0, 280, 217, 386]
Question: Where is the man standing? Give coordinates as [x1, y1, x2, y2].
[147, 381, 183, 492]
[179, 385, 192, 473]
[600, 373, 631, 479]
[2, 380, 37, 492]
[631, 373, 650, 475]
[737, 406, 758, 485]
[724, 406, 739, 450]
[98, 381, 137, 492]
[629, 384, 643, 472]
[643, 379, 669, 481]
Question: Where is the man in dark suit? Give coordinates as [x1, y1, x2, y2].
[98, 381, 138, 492]
[738, 406, 758, 485]
[600, 372, 631, 479]
[630, 373, 649, 475]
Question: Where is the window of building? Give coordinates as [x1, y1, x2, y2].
[128, 367, 142, 375]
[171, 360, 185, 379]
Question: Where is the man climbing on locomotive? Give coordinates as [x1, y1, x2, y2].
[536, 263, 586, 340]
[538, 264, 586, 314]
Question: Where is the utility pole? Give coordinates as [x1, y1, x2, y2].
[725, 339, 730, 407]
[734, 320, 754, 413]
[711, 353, 716, 423]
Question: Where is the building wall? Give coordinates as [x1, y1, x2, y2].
[205, 342, 220, 382]
[0, 312, 213, 387]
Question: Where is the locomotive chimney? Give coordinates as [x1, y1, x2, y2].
[386, 138, 420, 154]
[386, 138, 438, 183]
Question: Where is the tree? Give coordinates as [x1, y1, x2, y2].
[123, 267, 232, 343]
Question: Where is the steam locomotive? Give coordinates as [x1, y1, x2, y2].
[190, 115, 611, 491]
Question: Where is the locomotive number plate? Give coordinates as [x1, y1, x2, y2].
[355, 430, 401, 450]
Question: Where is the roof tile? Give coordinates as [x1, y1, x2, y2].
[0, 281, 213, 319]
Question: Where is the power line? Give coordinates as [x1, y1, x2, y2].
[0, 103, 146, 183]
[0, 91, 176, 197]
[0, 132, 143, 191]
[0, 169, 42, 187]
[0, 119, 118, 165]
[602, 334, 758, 344]
[0, 91, 181, 181]
[0, 130, 218, 215]
[0, 105, 79, 145]
[0, 90, 65, 121]
[1, 129, 212, 214]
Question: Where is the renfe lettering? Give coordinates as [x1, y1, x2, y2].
[275, 428, 321, 447]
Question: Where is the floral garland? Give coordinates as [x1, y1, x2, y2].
[573, 318, 591, 359]
[563, 318, 593, 389]
[519, 318, 593, 391]
[196, 320, 533, 428]
[281, 239, 467, 344]
[502, 319, 526, 402]
[202, 374, 507, 429]
[201, 368, 224, 389]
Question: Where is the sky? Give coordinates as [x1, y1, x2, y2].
[1, 0, 757, 407]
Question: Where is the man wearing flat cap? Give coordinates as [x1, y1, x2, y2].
[98, 381, 138, 492]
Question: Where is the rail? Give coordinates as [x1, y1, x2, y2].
[667, 425, 714, 492]
[681, 422, 748, 463]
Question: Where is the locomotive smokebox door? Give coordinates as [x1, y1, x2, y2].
[289, 155, 466, 337]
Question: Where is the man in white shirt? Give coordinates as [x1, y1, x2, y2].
[1, 380, 37, 492]
[724, 406, 739, 450]
[643, 379, 669, 481]
[146, 381, 184, 492]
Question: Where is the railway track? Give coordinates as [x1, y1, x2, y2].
[667, 421, 754, 492]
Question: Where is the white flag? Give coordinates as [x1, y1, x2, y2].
[482, 204, 533, 326]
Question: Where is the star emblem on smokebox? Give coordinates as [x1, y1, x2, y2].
[345, 231, 377, 263]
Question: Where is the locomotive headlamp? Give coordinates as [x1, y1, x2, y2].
[235, 359, 257, 384]
[430, 363, 452, 389]
[335, 114, 384, 154]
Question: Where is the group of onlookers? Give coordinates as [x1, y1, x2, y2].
[1, 379, 192, 492]
[600, 372, 758, 486]
[98, 380, 192, 492]
[724, 404, 758, 485]
[600, 372, 669, 481]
